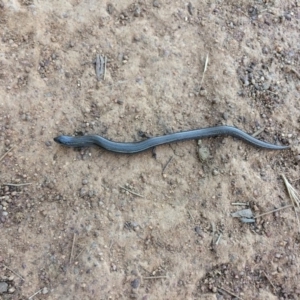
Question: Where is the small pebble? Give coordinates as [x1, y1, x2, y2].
[111, 263, 117, 271]
[198, 146, 210, 162]
[222, 112, 229, 120]
[42, 287, 49, 294]
[131, 278, 140, 289]
[195, 226, 203, 237]
[0, 282, 8, 293]
[80, 188, 87, 197]
[199, 89, 207, 96]
[153, 0, 161, 7]
[212, 169, 219, 176]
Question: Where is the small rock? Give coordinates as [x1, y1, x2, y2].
[80, 188, 87, 197]
[194, 226, 204, 237]
[262, 46, 269, 54]
[187, 2, 194, 15]
[131, 278, 140, 289]
[107, 3, 114, 14]
[133, 6, 141, 17]
[0, 282, 8, 293]
[199, 89, 207, 96]
[88, 190, 95, 197]
[262, 82, 271, 90]
[212, 169, 219, 176]
[198, 146, 210, 162]
[222, 112, 229, 120]
[111, 263, 117, 271]
[153, 0, 161, 8]
[42, 287, 49, 294]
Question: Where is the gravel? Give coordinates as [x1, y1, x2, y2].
[0, 282, 8, 294]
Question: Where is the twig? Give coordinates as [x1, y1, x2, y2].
[263, 270, 277, 292]
[217, 286, 243, 300]
[3, 264, 24, 281]
[215, 233, 222, 245]
[252, 126, 266, 137]
[119, 185, 144, 198]
[103, 80, 128, 88]
[104, 56, 107, 80]
[74, 247, 85, 261]
[109, 240, 114, 252]
[162, 156, 173, 174]
[200, 53, 209, 88]
[3, 183, 32, 187]
[286, 67, 300, 79]
[0, 146, 14, 161]
[187, 210, 194, 222]
[28, 288, 43, 299]
[143, 275, 167, 280]
[231, 202, 249, 206]
[69, 233, 76, 264]
[254, 205, 293, 219]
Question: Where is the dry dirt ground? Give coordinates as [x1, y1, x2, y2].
[1, 0, 300, 299]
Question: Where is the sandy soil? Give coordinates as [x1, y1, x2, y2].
[1, 0, 300, 299]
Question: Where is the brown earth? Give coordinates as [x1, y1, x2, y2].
[1, 0, 300, 299]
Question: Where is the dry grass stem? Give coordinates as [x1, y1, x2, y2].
[254, 205, 293, 219]
[231, 202, 249, 206]
[217, 286, 244, 300]
[281, 174, 300, 232]
[28, 288, 43, 299]
[263, 270, 277, 292]
[282, 174, 300, 207]
[69, 233, 76, 263]
[119, 185, 144, 198]
[252, 126, 266, 137]
[3, 264, 24, 281]
[0, 146, 14, 161]
[143, 275, 167, 280]
[200, 53, 209, 87]
[3, 183, 32, 187]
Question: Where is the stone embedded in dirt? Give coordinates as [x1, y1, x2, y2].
[131, 278, 140, 289]
[0, 282, 8, 294]
[212, 169, 219, 176]
[198, 146, 210, 162]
